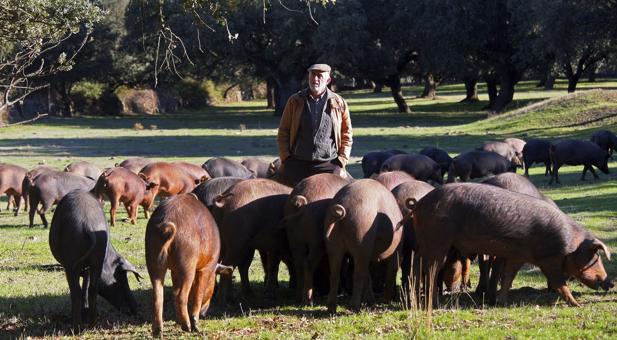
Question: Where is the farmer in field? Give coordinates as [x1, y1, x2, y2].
[277, 64, 353, 186]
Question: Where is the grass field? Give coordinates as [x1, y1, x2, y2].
[1, 79, 617, 338]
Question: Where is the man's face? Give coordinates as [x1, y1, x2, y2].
[308, 70, 331, 96]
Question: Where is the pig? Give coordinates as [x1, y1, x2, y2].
[361, 150, 406, 178]
[49, 190, 141, 327]
[138, 162, 198, 208]
[590, 130, 617, 156]
[202, 157, 255, 179]
[447, 151, 516, 183]
[413, 183, 612, 307]
[172, 161, 210, 183]
[391, 180, 434, 296]
[373, 170, 416, 191]
[146, 193, 232, 336]
[192, 177, 245, 209]
[419, 147, 452, 177]
[476, 172, 557, 299]
[267, 158, 282, 178]
[241, 157, 272, 178]
[19, 165, 55, 215]
[116, 157, 153, 174]
[522, 139, 552, 176]
[29, 171, 96, 228]
[549, 140, 610, 185]
[477, 141, 521, 166]
[0, 164, 27, 215]
[380, 154, 443, 184]
[64, 161, 102, 180]
[324, 179, 403, 313]
[280, 173, 350, 305]
[504, 138, 526, 161]
[212, 179, 292, 304]
[92, 167, 156, 227]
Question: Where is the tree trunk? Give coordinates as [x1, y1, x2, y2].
[373, 81, 383, 93]
[386, 75, 410, 113]
[266, 77, 276, 109]
[567, 75, 580, 93]
[420, 73, 437, 99]
[48, 81, 73, 117]
[588, 65, 597, 82]
[490, 70, 519, 112]
[563, 63, 580, 93]
[544, 75, 555, 90]
[484, 77, 498, 109]
[273, 77, 300, 117]
[460, 78, 479, 103]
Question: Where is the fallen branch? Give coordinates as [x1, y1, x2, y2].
[0, 113, 48, 127]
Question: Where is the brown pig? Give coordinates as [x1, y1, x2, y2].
[0, 163, 27, 215]
[64, 161, 102, 180]
[413, 183, 612, 307]
[19, 165, 55, 214]
[373, 170, 415, 191]
[93, 167, 156, 227]
[146, 193, 232, 336]
[324, 179, 403, 313]
[172, 161, 210, 183]
[138, 162, 197, 208]
[280, 173, 350, 305]
[212, 179, 292, 305]
[116, 157, 153, 174]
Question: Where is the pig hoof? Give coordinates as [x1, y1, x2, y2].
[181, 323, 191, 332]
[152, 327, 162, 338]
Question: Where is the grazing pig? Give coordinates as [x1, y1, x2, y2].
[93, 167, 156, 226]
[192, 177, 244, 209]
[413, 183, 613, 307]
[504, 138, 526, 161]
[373, 170, 415, 191]
[590, 130, 617, 156]
[19, 165, 55, 214]
[267, 158, 282, 178]
[202, 157, 255, 179]
[549, 140, 610, 185]
[391, 180, 434, 296]
[280, 173, 350, 305]
[172, 161, 210, 183]
[116, 157, 153, 174]
[212, 179, 292, 304]
[64, 161, 102, 180]
[447, 151, 516, 183]
[522, 139, 552, 176]
[29, 171, 96, 228]
[324, 179, 403, 313]
[477, 141, 521, 166]
[0, 164, 27, 214]
[361, 150, 406, 178]
[138, 162, 197, 208]
[49, 190, 141, 327]
[146, 193, 232, 336]
[419, 147, 452, 177]
[482, 172, 555, 206]
[381, 154, 443, 184]
[241, 157, 271, 178]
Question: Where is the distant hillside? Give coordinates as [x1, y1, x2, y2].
[457, 90, 617, 137]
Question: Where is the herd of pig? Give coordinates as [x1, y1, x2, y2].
[0, 129, 615, 335]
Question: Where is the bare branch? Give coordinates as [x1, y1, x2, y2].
[0, 114, 48, 128]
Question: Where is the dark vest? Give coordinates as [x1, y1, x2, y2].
[292, 90, 337, 161]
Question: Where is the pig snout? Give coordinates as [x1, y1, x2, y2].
[601, 278, 614, 291]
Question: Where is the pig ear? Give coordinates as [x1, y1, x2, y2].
[592, 239, 611, 261]
[138, 172, 148, 181]
[214, 194, 226, 208]
[216, 263, 234, 275]
[121, 261, 144, 282]
[290, 195, 308, 209]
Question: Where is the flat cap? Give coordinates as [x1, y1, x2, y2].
[307, 63, 331, 73]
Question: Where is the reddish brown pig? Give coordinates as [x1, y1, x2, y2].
[116, 157, 152, 174]
[0, 164, 27, 215]
[138, 162, 197, 209]
[64, 161, 102, 180]
[212, 179, 292, 304]
[324, 179, 403, 313]
[93, 167, 156, 226]
[280, 173, 350, 305]
[413, 183, 612, 307]
[146, 193, 232, 336]
[29, 171, 96, 228]
[172, 161, 210, 183]
[373, 170, 415, 191]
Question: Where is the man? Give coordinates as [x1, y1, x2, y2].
[277, 63, 353, 186]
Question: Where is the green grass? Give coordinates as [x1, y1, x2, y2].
[1, 79, 617, 338]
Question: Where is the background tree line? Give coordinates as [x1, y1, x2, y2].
[2, 0, 617, 122]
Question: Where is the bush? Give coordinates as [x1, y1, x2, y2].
[70, 81, 106, 114]
[115, 86, 160, 115]
[175, 78, 223, 108]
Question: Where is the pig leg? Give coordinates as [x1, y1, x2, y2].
[199, 268, 217, 318]
[487, 258, 505, 305]
[550, 164, 561, 185]
[588, 165, 600, 180]
[264, 251, 281, 298]
[290, 244, 308, 304]
[581, 165, 589, 180]
[383, 253, 399, 302]
[65, 270, 83, 327]
[544, 162, 552, 176]
[239, 252, 255, 298]
[129, 202, 139, 224]
[141, 203, 150, 219]
[171, 267, 196, 332]
[540, 265, 581, 306]
[303, 247, 324, 305]
[38, 204, 50, 229]
[326, 246, 345, 314]
[28, 194, 38, 228]
[476, 254, 491, 295]
[109, 197, 119, 227]
[350, 253, 370, 311]
[12, 195, 21, 216]
[462, 257, 471, 290]
[151, 273, 166, 337]
[495, 260, 523, 306]
[86, 264, 101, 324]
[188, 269, 207, 332]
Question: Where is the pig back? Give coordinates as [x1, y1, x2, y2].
[192, 177, 245, 209]
[202, 157, 254, 179]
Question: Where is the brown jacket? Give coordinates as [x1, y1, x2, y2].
[277, 89, 353, 167]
